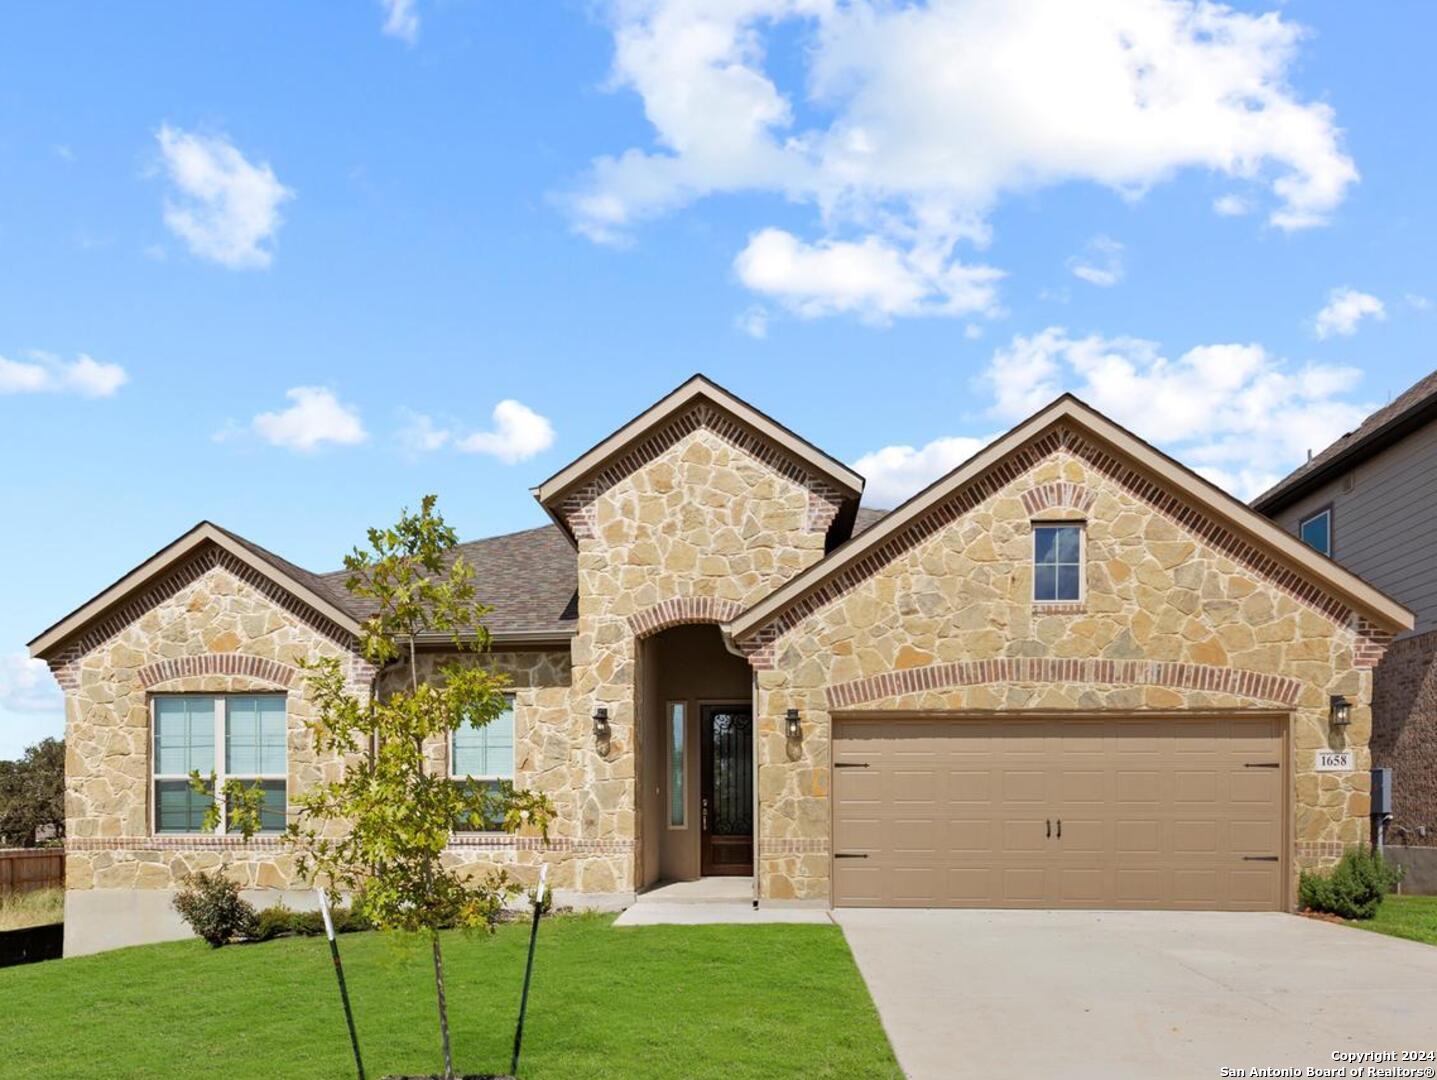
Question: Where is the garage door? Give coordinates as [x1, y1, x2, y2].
[832, 715, 1286, 910]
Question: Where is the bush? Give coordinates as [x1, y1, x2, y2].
[172, 869, 257, 947]
[1299, 847, 1404, 920]
[248, 901, 371, 941]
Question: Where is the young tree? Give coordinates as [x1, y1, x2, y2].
[288, 496, 553, 1080]
[0, 737, 65, 846]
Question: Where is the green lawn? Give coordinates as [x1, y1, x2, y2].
[1347, 894, 1437, 947]
[1, 914, 900, 1079]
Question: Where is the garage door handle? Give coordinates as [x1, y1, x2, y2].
[1242, 855, 1279, 862]
[834, 762, 870, 769]
[1046, 819, 1051, 838]
[1244, 762, 1280, 769]
[1056, 818, 1061, 839]
[835, 853, 869, 859]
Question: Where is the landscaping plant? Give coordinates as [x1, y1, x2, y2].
[287, 495, 554, 1080]
[172, 869, 259, 947]
[1298, 846, 1403, 920]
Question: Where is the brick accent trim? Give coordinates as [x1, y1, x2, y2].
[553, 402, 847, 541]
[1021, 481, 1097, 516]
[1354, 617, 1394, 670]
[1032, 602, 1087, 616]
[66, 835, 635, 854]
[43, 545, 361, 691]
[628, 597, 744, 639]
[138, 654, 300, 689]
[826, 657, 1304, 710]
[740, 424, 1370, 667]
[1296, 840, 1347, 861]
[758, 838, 829, 855]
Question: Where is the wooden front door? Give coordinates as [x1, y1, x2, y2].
[700, 704, 754, 876]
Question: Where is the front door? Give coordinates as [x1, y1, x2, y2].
[700, 704, 753, 875]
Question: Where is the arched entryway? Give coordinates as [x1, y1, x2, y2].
[635, 622, 753, 890]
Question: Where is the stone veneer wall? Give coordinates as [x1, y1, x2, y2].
[557, 410, 845, 892]
[1372, 629, 1437, 845]
[746, 427, 1383, 904]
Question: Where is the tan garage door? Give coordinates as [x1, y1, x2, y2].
[832, 715, 1286, 910]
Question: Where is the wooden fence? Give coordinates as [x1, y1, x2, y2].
[0, 849, 64, 894]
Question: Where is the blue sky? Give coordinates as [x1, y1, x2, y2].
[2, 0, 1434, 756]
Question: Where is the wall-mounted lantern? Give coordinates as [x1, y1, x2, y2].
[592, 706, 611, 741]
[784, 708, 802, 740]
[1329, 694, 1352, 729]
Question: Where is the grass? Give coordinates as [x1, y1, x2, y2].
[1347, 894, 1437, 947]
[0, 913, 900, 1079]
[0, 887, 62, 931]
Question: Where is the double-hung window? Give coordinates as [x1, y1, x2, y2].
[1033, 524, 1083, 602]
[451, 695, 515, 831]
[152, 695, 288, 834]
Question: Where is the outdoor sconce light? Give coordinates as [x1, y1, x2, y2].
[785, 708, 802, 740]
[592, 706, 610, 740]
[1329, 695, 1352, 728]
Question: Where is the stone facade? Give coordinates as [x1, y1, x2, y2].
[1372, 629, 1437, 845]
[557, 408, 846, 891]
[741, 425, 1382, 903]
[48, 391, 1403, 949]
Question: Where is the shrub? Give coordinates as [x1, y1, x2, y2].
[172, 869, 257, 947]
[248, 901, 372, 941]
[1299, 847, 1404, 920]
[251, 902, 294, 942]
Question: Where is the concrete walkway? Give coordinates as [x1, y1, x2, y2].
[613, 877, 831, 926]
[835, 909, 1437, 1080]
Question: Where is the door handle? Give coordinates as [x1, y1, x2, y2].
[701, 798, 708, 832]
[1056, 818, 1061, 839]
[1046, 819, 1051, 838]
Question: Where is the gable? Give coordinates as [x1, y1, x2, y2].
[534, 374, 862, 547]
[729, 396, 1413, 664]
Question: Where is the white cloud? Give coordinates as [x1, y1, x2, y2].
[1068, 235, 1125, 288]
[380, 0, 419, 43]
[252, 387, 367, 452]
[571, 0, 1356, 322]
[734, 227, 1001, 323]
[854, 434, 991, 507]
[156, 125, 293, 269]
[1405, 293, 1431, 312]
[397, 409, 451, 457]
[455, 400, 556, 463]
[1213, 193, 1253, 217]
[0, 652, 60, 715]
[1313, 287, 1386, 339]
[0, 352, 128, 398]
[736, 306, 770, 339]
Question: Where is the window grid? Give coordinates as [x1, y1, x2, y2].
[1033, 523, 1084, 603]
[450, 695, 515, 832]
[152, 695, 288, 835]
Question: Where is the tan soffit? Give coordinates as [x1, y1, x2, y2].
[28, 522, 363, 658]
[727, 394, 1415, 641]
[532, 373, 865, 506]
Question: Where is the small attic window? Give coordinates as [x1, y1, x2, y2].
[1300, 507, 1332, 557]
[1034, 524, 1083, 602]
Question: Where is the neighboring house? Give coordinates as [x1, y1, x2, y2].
[1253, 369, 1437, 849]
[31, 375, 1413, 956]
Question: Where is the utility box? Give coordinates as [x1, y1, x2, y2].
[1371, 767, 1393, 817]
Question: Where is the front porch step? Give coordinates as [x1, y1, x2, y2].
[634, 877, 755, 905]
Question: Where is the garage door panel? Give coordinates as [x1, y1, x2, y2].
[832, 714, 1285, 911]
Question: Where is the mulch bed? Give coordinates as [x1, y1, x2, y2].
[1297, 908, 1349, 926]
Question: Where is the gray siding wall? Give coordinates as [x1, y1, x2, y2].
[1271, 416, 1437, 636]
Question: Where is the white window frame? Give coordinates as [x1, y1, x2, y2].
[150, 694, 288, 836]
[1032, 521, 1086, 603]
[1299, 506, 1333, 557]
[448, 693, 516, 833]
[667, 700, 687, 830]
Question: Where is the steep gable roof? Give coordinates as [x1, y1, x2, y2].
[1251, 367, 1437, 515]
[28, 522, 363, 659]
[533, 374, 865, 546]
[727, 394, 1414, 648]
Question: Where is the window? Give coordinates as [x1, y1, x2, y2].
[1299, 508, 1332, 556]
[152, 695, 287, 834]
[1033, 524, 1083, 602]
[668, 702, 686, 828]
[451, 695, 515, 831]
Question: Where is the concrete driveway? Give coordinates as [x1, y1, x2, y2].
[834, 909, 1437, 1080]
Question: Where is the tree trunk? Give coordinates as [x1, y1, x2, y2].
[431, 930, 455, 1080]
